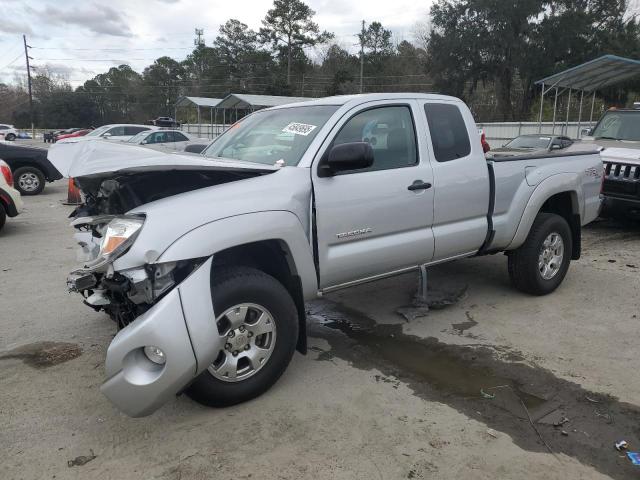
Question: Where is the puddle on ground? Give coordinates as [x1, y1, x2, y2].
[307, 299, 640, 480]
[0, 341, 82, 368]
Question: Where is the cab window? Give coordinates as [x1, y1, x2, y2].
[424, 103, 471, 162]
[331, 105, 417, 173]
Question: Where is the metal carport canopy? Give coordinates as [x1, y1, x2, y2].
[175, 96, 223, 108]
[215, 94, 309, 110]
[535, 55, 640, 92]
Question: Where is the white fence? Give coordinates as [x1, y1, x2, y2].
[181, 121, 598, 148]
[477, 121, 596, 148]
[181, 124, 226, 139]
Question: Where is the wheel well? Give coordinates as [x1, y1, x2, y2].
[9, 160, 44, 174]
[212, 240, 307, 354]
[540, 191, 581, 260]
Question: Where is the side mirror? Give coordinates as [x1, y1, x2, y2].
[551, 143, 561, 150]
[325, 142, 374, 174]
[184, 144, 207, 154]
[102, 132, 112, 138]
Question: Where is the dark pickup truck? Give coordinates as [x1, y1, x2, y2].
[581, 108, 640, 220]
[0, 142, 62, 195]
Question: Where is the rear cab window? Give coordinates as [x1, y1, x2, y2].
[424, 103, 471, 162]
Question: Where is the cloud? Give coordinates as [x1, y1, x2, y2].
[44, 3, 133, 37]
[0, 19, 34, 35]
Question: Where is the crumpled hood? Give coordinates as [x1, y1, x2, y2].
[48, 139, 278, 178]
[113, 166, 312, 269]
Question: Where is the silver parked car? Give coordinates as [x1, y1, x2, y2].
[126, 129, 209, 151]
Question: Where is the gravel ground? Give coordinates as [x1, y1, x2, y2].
[1, 180, 638, 480]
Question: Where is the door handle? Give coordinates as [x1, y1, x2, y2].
[407, 180, 432, 191]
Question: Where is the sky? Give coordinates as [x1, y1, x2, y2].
[0, 0, 433, 87]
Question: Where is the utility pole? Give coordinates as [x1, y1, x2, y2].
[359, 20, 365, 94]
[301, 74, 305, 97]
[23, 34, 34, 136]
[194, 28, 205, 47]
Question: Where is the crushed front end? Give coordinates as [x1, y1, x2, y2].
[66, 171, 230, 416]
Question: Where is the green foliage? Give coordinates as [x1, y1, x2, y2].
[259, 0, 333, 83]
[2, 0, 639, 127]
[427, 0, 640, 120]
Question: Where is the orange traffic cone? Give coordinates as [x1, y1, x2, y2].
[63, 178, 82, 205]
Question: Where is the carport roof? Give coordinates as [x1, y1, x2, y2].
[216, 93, 309, 109]
[535, 55, 640, 92]
[175, 96, 223, 108]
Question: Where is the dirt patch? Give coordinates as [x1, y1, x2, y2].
[308, 299, 640, 480]
[0, 341, 82, 368]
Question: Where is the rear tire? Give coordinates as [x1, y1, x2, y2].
[5, 133, 16, 141]
[14, 166, 45, 195]
[508, 213, 572, 295]
[185, 266, 299, 408]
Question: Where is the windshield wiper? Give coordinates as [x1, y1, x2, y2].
[595, 136, 620, 140]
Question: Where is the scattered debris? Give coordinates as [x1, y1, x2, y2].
[585, 395, 601, 404]
[67, 450, 96, 467]
[628, 452, 640, 466]
[607, 259, 616, 263]
[486, 428, 499, 438]
[451, 311, 478, 334]
[553, 416, 570, 427]
[595, 410, 614, 424]
[627, 264, 637, 269]
[561, 430, 569, 436]
[480, 389, 495, 399]
[615, 440, 629, 452]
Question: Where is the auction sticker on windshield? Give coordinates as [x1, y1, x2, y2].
[282, 122, 317, 136]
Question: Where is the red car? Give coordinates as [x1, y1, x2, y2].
[56, 129, 92, 141]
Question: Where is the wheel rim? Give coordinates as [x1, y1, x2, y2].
[208, 303, 277, 382]
[18, 173, 40, 192]
[538, 232, 564, 280]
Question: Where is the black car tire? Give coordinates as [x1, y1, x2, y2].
[508, 213, 572, 296]
[14, 166, 45, 195]
[185, 266, 299, 408]
[5, 133, 16, 141]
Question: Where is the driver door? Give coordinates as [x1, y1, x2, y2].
[312, 101, 435, 290]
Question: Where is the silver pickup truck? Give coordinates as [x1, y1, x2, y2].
[50, 93, 602, 417]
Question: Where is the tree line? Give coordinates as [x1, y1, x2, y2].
[1, 0, 639, 128]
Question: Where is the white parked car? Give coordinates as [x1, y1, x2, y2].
[0, 124, 18, 141]
[0, 159, 23, 232]
[126, 129, 209, 151]
[56, 124, 157, 144]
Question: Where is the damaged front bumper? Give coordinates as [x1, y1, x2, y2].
[99, 257, 222, 417]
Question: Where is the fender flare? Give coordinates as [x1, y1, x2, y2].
[156, 210, 318, 299]
[507, 173, 582, 250]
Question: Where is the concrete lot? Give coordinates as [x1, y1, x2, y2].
[1, 181, 639, 480]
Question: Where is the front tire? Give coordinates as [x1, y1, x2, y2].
[508, 213, 572, 295]
[185, 267, 299, 408]
[5, 133, 16, 141]
[14, 166, 45, 195]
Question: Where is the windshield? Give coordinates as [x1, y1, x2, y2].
[203, 105, 339, 166]
[591, 111, 640, 141]
[86, 125, 110, 137]
[127, 131, 149, 143]
[505, 136, 551, 149]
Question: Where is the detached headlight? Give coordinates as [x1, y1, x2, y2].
[99, 216, 145, 260]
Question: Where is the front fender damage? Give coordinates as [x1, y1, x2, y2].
[101, 257, 222, 417]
